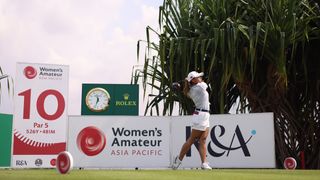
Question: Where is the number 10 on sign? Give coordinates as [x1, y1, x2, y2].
[18, 89, 65, 121]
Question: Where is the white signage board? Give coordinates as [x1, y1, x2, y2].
[67, 113, 275, 169]
[171, 113, 275, 168]
[12, 62, 69, 168]
[68, 116, 170, 168]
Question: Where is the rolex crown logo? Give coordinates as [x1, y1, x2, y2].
[123, 93, 130, 100]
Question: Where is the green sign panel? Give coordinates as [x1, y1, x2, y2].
[81, 84, 139, 115]
[0, 113, 13, 167]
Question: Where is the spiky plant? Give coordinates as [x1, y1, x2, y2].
[0, 66, 13, 104]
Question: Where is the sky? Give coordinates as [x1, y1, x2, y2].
[0, 0, 163, 115]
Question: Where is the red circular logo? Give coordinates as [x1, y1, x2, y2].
[77, 126, 106, 156]
[284, 157, 297, 169]
[50, 158, 56, 166]
[56, 151, 73, 174]
[24, 66, 37, 79]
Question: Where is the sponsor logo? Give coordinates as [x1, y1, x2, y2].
[35, 158, 43, 166]
[123, 93, 130, 100]
[110, 127, 163, 156]
[186, 125, 256, 157]
[23, 66, 64, 80]
[50, 159, 56, 166]
[16, 160, 28, 166]
[115, 93, 137, 106]
[76, 126, 164, 157]
[77, 126, 106, 156]
[24, 66, 37, 79]
[38, 67, 63, 80]
[111, 127, 162, 147]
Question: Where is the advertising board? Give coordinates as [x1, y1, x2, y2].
[12, 62, 69, 168]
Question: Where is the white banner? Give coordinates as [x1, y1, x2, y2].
[67, 113, 275, 169]
[12, 62, 69, 168]
[171, 113, 275, 168]
[68, 116, 170, 168]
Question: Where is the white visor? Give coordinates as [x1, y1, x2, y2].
[185, 71, 204, 82]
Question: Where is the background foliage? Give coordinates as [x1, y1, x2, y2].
[135, 0, 320, 168]
[0, 66, 13, 104]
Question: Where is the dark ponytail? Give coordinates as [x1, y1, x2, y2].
[183, 80, 190, 96]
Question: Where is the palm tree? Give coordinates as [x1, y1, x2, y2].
[136, 0, 320, 168]
[0, 66, 13, 104]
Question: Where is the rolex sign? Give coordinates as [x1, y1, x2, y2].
[81, 84, 139, 115]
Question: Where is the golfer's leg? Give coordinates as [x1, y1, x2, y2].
[198, 128, 209, 163]
[178, 129, 202, 161]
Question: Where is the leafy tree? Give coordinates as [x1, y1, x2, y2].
[136, 0, 320, 168]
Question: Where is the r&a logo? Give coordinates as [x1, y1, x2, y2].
[186, 125, 256, 157]
[16, 160, 28, 166]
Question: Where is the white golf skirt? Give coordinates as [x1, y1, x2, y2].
[191, 111, 210, 131]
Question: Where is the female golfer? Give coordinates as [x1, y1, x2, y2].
[172, 71, 212, 170]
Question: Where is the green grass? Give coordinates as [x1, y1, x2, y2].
[0, 169, 319, 180]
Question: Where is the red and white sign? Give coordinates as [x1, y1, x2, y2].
[12, 62, 69, 168]
[68, 116, 170, 168]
